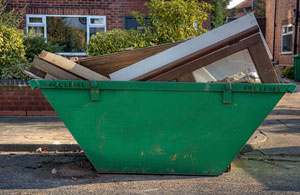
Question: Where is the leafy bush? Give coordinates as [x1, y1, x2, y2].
[0, 1, 25, 28]
[87, 29, 155, 56]
[133, 0, 212, 44]
[0, 25, 28, 79]
[23, 32, 64, 62]
[281, 67, 294, 79]
[211, 0, 230, 28]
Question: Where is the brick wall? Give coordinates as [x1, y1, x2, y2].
[8, 0, 151, 30]
[266, 0, 298, 65]
[0, 81, 56, 116]
[8, 0, 211, 30]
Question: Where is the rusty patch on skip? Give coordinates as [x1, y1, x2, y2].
[99, 142, 103, 152]
[170, 154, 177, 161]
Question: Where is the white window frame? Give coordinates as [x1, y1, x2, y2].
[281, 24, 293, 54]
[26, 14, 106, 56]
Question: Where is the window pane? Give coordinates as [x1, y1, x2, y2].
[282, 34, 292, 52]
[89, 27, 105, 36]
[192, 49, 261, 83]
[29, 17, 43, 23]
[91, 18, 104, 24]
[46, 17, 87, 53]
[282, 27, 287, 34]
[29, 26, 44, 36]
[288, 26, 293, 32]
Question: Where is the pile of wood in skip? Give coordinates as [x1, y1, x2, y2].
[25, 14, 279, 84]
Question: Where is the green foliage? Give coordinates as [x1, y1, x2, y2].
[133, 0, 212, 44]
[23, 32, 64, 62]
[0, 25, 29, 79]
[281, 67, 294, 79]
[253, 0, 265, 17]
[87, 29, 155, 56]
[0, 0, 25, 28]
[211, 0, 231, 28]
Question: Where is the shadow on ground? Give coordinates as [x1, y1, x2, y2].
[0, 116, 61, 124]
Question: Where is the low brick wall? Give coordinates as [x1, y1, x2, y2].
[0, 80, 57, 116]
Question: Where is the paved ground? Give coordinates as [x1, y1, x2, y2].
[0, 152, 299, 194]
[0, 83, 299, 194]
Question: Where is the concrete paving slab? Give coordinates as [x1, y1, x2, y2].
[253, 92, 300, 156]
[0, 116, 78, 151]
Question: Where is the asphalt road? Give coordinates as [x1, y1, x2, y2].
[0, 152, 299, 194]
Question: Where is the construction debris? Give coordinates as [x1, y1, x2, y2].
[39, 51, 110, 81]
[26, 13, 279, 84]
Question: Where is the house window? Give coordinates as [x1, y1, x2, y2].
[281, 25, 293, 54]
[26, 15, 106, 55]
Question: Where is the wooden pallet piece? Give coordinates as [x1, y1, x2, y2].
[32, 57, 83, 80]
[39, 51, 110, 81]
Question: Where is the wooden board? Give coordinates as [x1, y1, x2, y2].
[248, 42, 279, 83]
[77, 41, 182, 77]
[110, 13, 262, 81]
[39, 51, 110, 81]
[32, 57, 83, 80]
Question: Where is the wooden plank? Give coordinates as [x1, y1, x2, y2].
[39, 51, 110, 81]
[77, 41, 182, 77]
[148, 34, 262, 82]
[32, 57, 83, 80]
[248, 43, 279, 83]
[110, 13, 261, 81]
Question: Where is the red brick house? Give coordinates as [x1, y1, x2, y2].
[227, 0, 266, 36]
[266, 0, 299, 65]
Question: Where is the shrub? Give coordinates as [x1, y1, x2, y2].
[0, 1, 25, 28]
[0, 25, 28, 79]
[133, 0, 212, 44]
[23, 32, 64, 62]
[281, 67, 294, 79]
[87, 29, 155, 56]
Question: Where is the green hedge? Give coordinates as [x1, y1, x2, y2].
[0, 25, 29, 79]
[87, 29, 156, 56]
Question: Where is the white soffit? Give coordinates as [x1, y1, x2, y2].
[110, 13, 266, 81]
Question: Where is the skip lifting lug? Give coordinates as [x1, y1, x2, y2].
[90, 81, 100, 101]
[223, 83, 232, 104]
